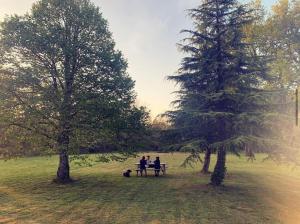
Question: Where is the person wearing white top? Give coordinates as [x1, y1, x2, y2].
[146, 155, 154, 168]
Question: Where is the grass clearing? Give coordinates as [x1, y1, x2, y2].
[1, 153, 300, 224]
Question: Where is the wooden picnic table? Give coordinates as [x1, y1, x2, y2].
[134, 163, 167, 176]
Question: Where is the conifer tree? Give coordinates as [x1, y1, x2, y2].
[167, 0, 273, 186]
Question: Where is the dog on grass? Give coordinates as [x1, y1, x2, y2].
[123, 169, 132, 177]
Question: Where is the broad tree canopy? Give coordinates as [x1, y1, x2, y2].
[0, 0, 147, 182]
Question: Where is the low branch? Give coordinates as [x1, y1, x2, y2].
[8, 122, 56, 141]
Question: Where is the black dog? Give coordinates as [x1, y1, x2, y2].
[123, 169, 132, 177]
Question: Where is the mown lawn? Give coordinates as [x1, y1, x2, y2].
[0, 153, 300, 224]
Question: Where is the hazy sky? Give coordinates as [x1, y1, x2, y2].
[0, 0, 277, 117]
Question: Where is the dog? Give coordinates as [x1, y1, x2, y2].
[123, 169, 132, 177]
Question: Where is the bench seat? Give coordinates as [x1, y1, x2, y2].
[136, 168, 165, 176]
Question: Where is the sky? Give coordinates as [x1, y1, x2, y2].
[0, 0, 277, 117]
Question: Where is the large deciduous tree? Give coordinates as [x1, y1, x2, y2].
[249, 0, 300, 90]
[167, 0, 280, 186]
[245, 0, 300, 155]
[0, 0, 143, 183]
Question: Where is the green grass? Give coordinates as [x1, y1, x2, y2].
[1, 153, 300, 224]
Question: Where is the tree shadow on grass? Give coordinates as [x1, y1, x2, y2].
[1, 171, 284, 224]
[172, 171, 278, 223]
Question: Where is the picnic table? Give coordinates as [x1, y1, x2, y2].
[134, 163, 167, 176]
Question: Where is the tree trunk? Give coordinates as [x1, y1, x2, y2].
[201, 148, 211, 174]
[210, 148, 226, 186]
[56, 151, 71, 183]
[55, 59, 73, 183]
[55, 107, 72, 183]
[55, 127, 72, 183]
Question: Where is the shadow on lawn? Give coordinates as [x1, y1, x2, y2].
[1, 171, 280, 223]
[27, 172, 266, 205]
[22, 171, 263, 196]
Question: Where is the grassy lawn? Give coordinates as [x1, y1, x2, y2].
[1, 153, 300, 224]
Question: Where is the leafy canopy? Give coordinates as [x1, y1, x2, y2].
[0, 0, 146, 160]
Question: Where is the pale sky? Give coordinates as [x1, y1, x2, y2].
[0, 0, 277, 117]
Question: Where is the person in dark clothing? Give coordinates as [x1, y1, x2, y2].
[139, 156, 147, 176]
[154, 156, 161, 176]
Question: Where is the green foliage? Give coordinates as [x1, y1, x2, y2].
[0, 0, 147, 165]
[264, 0, 300, 89]
[180, 148, 203, 168]
[166, 0, 293, 185]
[245, 0, 300, 160]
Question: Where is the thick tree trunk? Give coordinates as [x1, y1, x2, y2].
[201, 148, 211, 174]
[55, 60, 73, 183]
[56, 151, 71, 183]
[54, 125, 72, 183]
[55, 102, 72, 183]
[210, 148, 226, 186]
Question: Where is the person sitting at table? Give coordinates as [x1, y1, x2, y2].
[140, 156, 147, 176]
[154, 156, 161, 177]
[146, 155, 154, 168]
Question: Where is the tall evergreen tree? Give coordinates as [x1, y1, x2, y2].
[167, 0, 274, 186]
